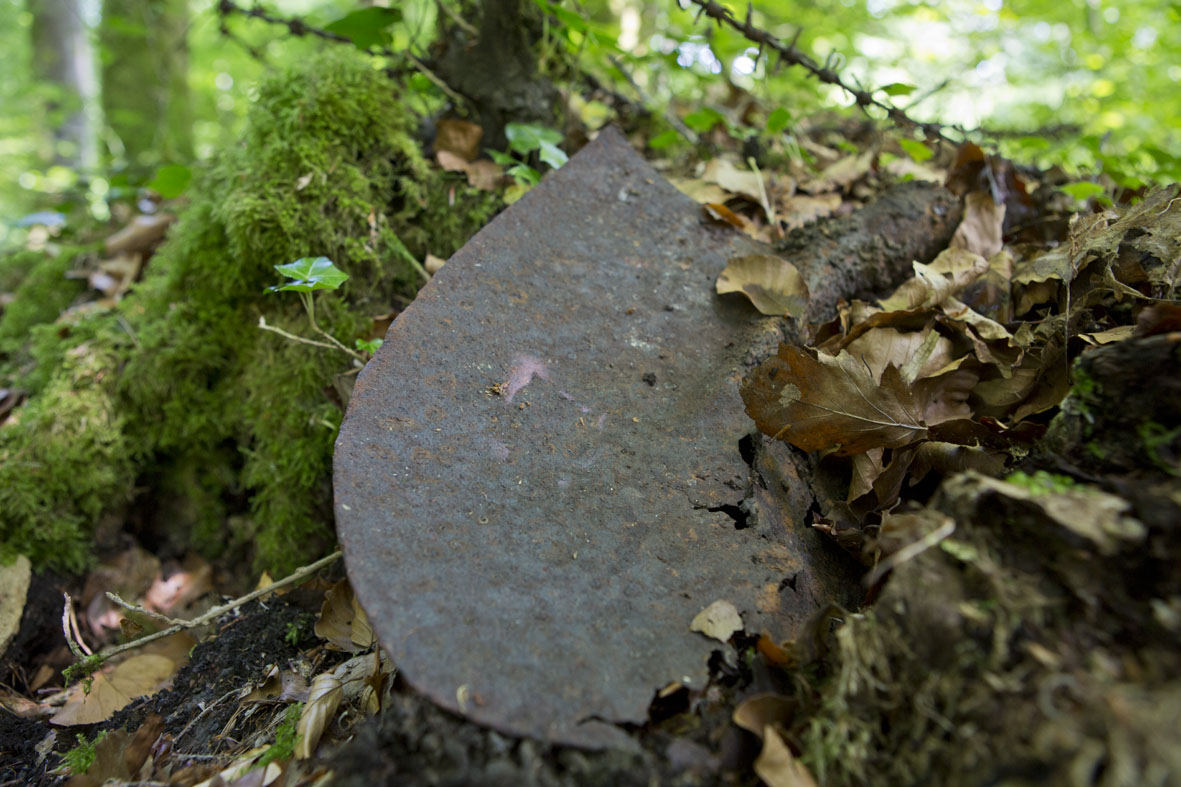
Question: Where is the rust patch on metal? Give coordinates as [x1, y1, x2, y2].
[334, 127, 856, 749]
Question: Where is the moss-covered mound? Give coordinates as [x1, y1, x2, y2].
[1, 49, 498, 574]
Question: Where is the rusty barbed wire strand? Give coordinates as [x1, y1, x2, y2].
[683, 0, 963, 144]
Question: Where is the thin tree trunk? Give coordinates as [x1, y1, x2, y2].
[29, 0, 100, 170]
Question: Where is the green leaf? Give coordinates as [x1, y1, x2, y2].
[1060, 181, 1108, 201]
[356, 338, 383, 354]
[765, 107, 792, 135]
[487, 149, 518, 166]
[505, 123, 563, 156]
[506, 164, 541, 187]
[683, 107, 724, 133]
[324, 7, 402, 50]
[648, 129, 680, 150]
[898, 138, 933, 162]
[269, 257, 349, 292]
[147, 165, 192, 199]
[537, 140, 568, 169]
[880, 82, 917, 96]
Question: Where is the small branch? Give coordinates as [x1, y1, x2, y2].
[682, 0, 958, 144]
[71, 551, 344, 670]
[106, 593, 186, 627]
[258, 316, 342, 353]
[60, 594, 89, 661]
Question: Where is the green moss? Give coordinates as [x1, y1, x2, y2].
[1138, 420, 1181, 475]
[1003, 469, 1079, 495]
[1, 48, 500, 574]
[0, 245, 89, 361]
[257, 702, 302, 769]
[59, 730, 106, 776]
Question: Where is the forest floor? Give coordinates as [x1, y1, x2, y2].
[2, 108, 1180, 786]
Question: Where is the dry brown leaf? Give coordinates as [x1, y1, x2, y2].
[732, 694, 796, 737]
[742, 346, 930, 456]
[435, 117, 484, 163]
[844, 327, 959, 386]
[295, 653, 377, 759]
[755, 725, 818, 787]
[51, 654, 176, 726]
[104, 213, 175, 256]
[716, 254, 809, 317]
[703, 202, 746, 229]
[879, 249, 988, 311]
[315, 579, 374, 652]
[435, 149, 470, 173]
[950, 191, 1006, 258]
[669, 176, 729, 205]
[848, 448, 885, 502]
[802, 149, 874, 193]
[145, 553, 212, 615]
[0, 554, 30, 659]
[779, 193, 841, 230]
[690, 600, 743, 643]
[701, 157, 766, 202]
[464, 159, 505, 191]
[1079, 325, 1135, 345]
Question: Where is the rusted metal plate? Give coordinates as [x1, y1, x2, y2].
[334, 127, 855, 749]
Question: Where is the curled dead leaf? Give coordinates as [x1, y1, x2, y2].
[716, 254, 810, 317]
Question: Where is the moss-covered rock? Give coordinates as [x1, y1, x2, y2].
[0, 48, 500, 574]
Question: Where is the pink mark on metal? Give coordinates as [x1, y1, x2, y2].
[596, 414, 607, 429]
[489, 440, 511, 462]
[504, 354, 549, 402]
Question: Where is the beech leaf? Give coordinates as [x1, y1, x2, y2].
[741, 345, 929, 455]
[716, 254, 810, 317]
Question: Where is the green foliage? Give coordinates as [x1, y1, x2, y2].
[257, 703, 302, 769]
[1003, 470, 1079, 495]
[325, 7, 403, 50]
[1, 48, 499, 574]
[60, 731, 107, 775]
[269, 257, 350, 293]
[147, 164, 192, 199]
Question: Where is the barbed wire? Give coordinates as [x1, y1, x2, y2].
[683, 0, 967, 144]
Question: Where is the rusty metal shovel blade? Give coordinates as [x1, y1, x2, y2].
[334, 127, 855, 749]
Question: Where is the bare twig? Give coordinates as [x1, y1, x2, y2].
[69, 551, 344, 673]
[258, 316, 344, 354]
[60, 594, 89, 661]
[682, 0, 958, 144]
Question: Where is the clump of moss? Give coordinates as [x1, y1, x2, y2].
[59, 731, 106, 776]
[1, 48, 501, 574]
[0, 246, 88, 362]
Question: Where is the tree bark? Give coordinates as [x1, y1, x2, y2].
[100, 0, 193, 170]
[29, 0, 100, 170]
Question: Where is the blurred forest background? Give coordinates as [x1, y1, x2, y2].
[3, 0, 1180, 242]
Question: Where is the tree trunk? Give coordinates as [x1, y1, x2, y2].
[29, 0, 100, 170]
[100, 0, 193, 171]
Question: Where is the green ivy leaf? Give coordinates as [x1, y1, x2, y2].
[898, 138, 933, 162]
[506, 164, 541, 187]
[356, 338, 383, 354]
[648, 129, 680, 150]
[487, 149, 518, 166]
[537, 140, 568, 169]
[880, 82, 917, 96]
[147, 165, 192, 199]
[324, 7, 402, 50]
[269, 257, 349, 292]
[506, 123, 563, 156]
[683, 107, 724, 133]
[1059, 181, 1108, 201]
[765, 107, 792, 135]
